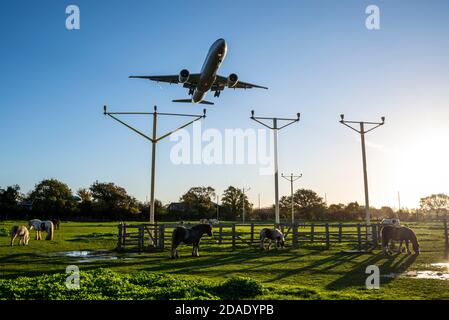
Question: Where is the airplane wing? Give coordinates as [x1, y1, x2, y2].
[129, 74, 201, 86]
[215, 75, 268, 90]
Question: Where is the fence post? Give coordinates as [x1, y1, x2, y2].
[232, 224, 236, 250]
[122, 224, 127, 250]
[325, 223, 330, 248]
[293, 223, 299, 247]
[117, 223, 123, 251]
[138, 225, 144, 251]
[338, 223, 343, 242]
[219, 225, 223, 245]
[357, 224, 362, 250]
[159, 225, 165, 250]
[371, 224, 378, 248]
[250, 223, 254, 244]
[154, 222, 158, 248]
[310, 223, 315, 242]
[444, 219, 449, 256]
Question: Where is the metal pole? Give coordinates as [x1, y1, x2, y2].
[339, 114, 385, 244]
[290, 174, 294, 225]
[242, 187, 250, 224]
[398, 191, 401, 212]
[250, 111, 300, 226]
[216, 195, 219, 220]
[360, 122, 370, 228]
[150, 110, 157, 224]
[242, 188, 246, 224]
[273, 119, 280, 224]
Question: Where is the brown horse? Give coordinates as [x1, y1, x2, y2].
[381, 225, 419, 255]
[171, 224, 213, 259]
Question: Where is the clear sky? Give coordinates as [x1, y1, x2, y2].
[1, 0, 448, 209]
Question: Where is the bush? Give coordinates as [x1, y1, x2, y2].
[213, 276, 265, 300]
[0, 227, 9, 237]
[0, 269, 264, 300]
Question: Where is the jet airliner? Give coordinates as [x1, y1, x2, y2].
[130, 39, 268, 105]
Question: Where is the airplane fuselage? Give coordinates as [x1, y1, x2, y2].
[192, 38, 227, 103]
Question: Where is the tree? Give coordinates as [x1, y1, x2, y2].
[180, 187, 216, 219]
[89, 182, 140, 218]
[77, 188, 92, 203]
[0, 185, 22, 208]
[28, 179, 76, 217]
[293, 189, 325, 220]
[221, 186, 252, 220]
[0, 185, 23, 218]
[420, 193, 449, 219]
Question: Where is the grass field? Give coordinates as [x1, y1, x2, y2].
[1, 220, 449, 300]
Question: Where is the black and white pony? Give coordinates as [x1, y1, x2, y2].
[260, 228, 285, 250]
[171, 224, 213, 258]
[28, 219, 54, 240]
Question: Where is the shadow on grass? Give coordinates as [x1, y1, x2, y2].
[325, 252, 418, 290]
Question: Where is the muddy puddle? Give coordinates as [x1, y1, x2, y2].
[43, 250, 136, 263]
[382, 262, 449, 280]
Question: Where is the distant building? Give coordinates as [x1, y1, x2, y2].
[167, 202, 187, 214]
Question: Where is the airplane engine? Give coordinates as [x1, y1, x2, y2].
[227, 73, 239, 88]
[178, 69, 190, 83]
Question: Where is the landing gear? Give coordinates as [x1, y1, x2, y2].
[214, 90, 221, 98]
[188, 88, 194, 96]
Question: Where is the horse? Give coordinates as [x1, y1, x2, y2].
[381, 225, 419, 255]
[260, 228, 285, 250]
[171, 224, 213, 258]
[28, 219, 54, 240]
[381, 218, 401, 226]
[10, 225, 30, 246]
[51, 217, 61, 230]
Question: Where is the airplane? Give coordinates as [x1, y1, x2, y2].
[129, 38, 268, 105]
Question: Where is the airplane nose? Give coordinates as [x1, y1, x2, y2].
[217, 38, 226, 48]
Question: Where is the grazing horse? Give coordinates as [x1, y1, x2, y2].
[381, 225, 419, 255]
[51, 218, 61, 230]
[171, 224, 213, 258]
[28, 219, 54, 240]
[10, 225, 30, 246]
[260, 228, 285, 250]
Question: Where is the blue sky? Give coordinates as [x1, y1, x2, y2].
[1, 0, 448, 209]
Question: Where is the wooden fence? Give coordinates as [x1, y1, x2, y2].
[117, 222, 387, 252]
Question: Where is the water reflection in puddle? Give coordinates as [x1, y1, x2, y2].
[43, 250, 136, 263]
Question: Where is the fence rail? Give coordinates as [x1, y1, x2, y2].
[116, 221, 397, 252]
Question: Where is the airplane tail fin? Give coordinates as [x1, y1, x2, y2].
[172, 99, 214, 105]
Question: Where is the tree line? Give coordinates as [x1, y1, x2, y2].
[0, 179, 448, 221]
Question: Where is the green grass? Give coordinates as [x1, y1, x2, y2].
[1, 220, 449, 300]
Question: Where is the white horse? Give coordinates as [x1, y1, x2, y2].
[10, 225, 30, 246]
[28, 219, 54, 240]
[260, 228, 285, 250]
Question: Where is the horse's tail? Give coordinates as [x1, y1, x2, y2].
[48, 222, 54, 240]
[408, 228, 419, 251]
[380, 226, 389, 247]
[171, 228, 178, 250]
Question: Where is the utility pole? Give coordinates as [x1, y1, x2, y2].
[258, 193, 261, 211]
[250, 110, 300, 225]
[104, 105, 206, 226]
[281, 173, 302, 224]
[398, 191, 401, 212]
[339, 114, 385, 240]
[242, 187, 251, 224]
[216, 194, 220, 220]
